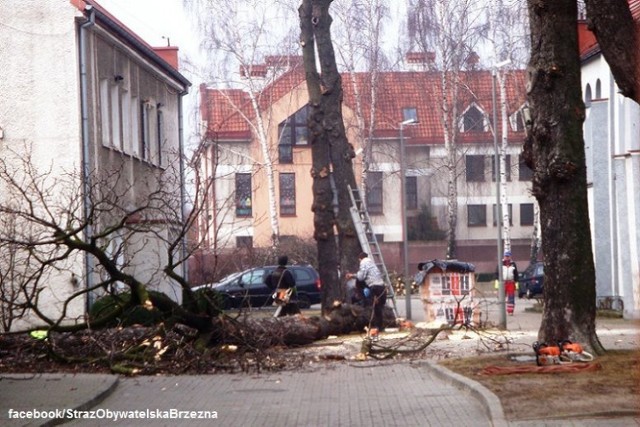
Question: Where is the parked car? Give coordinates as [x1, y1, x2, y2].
[519, 261, 544, 299]
[193, 265, 321, 309]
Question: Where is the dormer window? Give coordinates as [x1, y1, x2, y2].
[278, 105, 309, 163]
[460, 104, 488, 132]
[509, 108, 526, 132]
[402, 107, 418, 123]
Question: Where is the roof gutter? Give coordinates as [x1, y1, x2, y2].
[88, 7, 190, 88]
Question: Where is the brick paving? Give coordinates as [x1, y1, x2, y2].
[66, 362, 491, 427]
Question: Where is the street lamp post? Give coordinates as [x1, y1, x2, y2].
[400, 118, 417, 320]
[492, 60, 510, 330]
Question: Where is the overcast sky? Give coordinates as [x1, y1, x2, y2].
[98, 0, 196, 49]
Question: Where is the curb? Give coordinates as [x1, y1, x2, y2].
[43, 375, 119, 426]
[423, 361, 508, 427]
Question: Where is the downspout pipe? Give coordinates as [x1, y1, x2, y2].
[178, 90, 189, 290]
[79, 5, 95, 312]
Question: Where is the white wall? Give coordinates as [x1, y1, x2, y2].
[0, 0, 86, 330]
[582, 54, 640, 319]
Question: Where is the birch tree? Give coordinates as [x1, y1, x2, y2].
[331, 0, 390, 194]
[486, 0, 530, 254]
[409, 0, 487, 259]
[190, 0, 301, 249]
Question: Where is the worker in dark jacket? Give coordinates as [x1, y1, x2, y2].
[265, 256, 298, 317]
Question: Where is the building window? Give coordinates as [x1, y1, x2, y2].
[466, 155, 485, 182]
[402, 107, 418, 123]
[520, 203, 534, 226]
[100, 79, 110, 147]
[518, 154, 533, 181]
[366, 171, 383, 214]
[140, 101, 152, 160]
[467, 205, 486, 226]
[406, 176, 417, 210]
[278, 105, 309, 163]
[236, 236, 253, 249]
[493, 204, 513, 226]
[510, 109, 525, 132]
[110, 84, 123, 150]
[461, 105, 486, 132]
[235, 173, 252, 217]
[130, 96, 140, 156]
[156, 108, 164, 166]
[279, 173, 296, 216]
[492, 155, 511, 182]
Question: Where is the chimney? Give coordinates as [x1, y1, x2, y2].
[153, 46, 179, 70]
[465, 51, 480, 70]
[405, 51, 435, 71]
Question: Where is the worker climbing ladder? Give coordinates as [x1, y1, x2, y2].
[348, 185, 398, 316]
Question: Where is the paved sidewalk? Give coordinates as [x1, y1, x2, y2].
[1, 363, 496, 427]
[1, 298, 638, 426]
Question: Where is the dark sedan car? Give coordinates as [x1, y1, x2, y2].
[194, 265, 321, 309]
[519, 261, 544, 299]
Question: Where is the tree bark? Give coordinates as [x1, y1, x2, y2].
[525, 0, 604, 353]
[300, 0, 364, 312]
[299, 0, 343, 312]
[314, 10, 361, 281]
[584, 0, 639, 103]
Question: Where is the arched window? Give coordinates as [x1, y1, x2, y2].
[584, 84, 592, 107]
[278, 105, 310, 163]
[595, 79, 602, 99]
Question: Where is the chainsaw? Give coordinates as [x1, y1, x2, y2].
[532, 340, 594, 366]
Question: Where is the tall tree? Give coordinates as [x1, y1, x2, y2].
[524, 0, 602, 352]
[331, 0, 390, 197]
[409, 0, 487, 259]
[486, 0, 530, 254]
[299, 0, 349, 309]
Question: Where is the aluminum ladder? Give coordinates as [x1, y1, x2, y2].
[348, 185, 398, 316]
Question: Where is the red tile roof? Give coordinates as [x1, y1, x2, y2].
[203, 66, 527, 145]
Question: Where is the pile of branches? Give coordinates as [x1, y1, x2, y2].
[0, 303, 396, 375]
[0, 303, 523, 376]
[0, 322, 315, 375]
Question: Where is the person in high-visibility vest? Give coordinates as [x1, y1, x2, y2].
[495, 251, 519, 315]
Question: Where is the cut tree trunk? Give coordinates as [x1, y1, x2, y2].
[213, 303, 396, 347]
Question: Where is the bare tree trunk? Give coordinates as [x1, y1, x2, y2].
[525, 0, 603, 353]
[299, 0, 344, 311]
